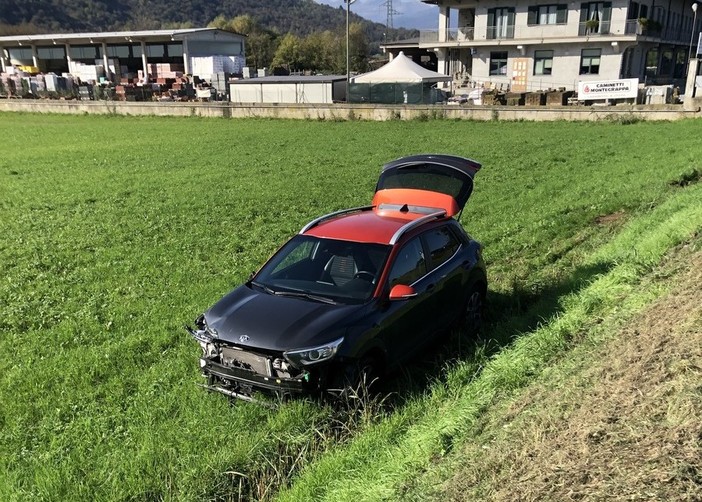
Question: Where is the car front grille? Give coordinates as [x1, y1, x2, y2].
[220, 347, 271, 376]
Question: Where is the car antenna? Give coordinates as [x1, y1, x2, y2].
[400, 203, 409, 212]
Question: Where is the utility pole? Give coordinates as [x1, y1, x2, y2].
[346, 0, 355, 101]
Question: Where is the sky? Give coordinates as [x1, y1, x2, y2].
[314, 0, 439, 30]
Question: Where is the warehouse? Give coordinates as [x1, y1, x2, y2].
[229, 75, 348, 104]
[0, 28, 245, 84]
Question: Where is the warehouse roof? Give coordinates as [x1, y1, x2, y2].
[231, 75, 347, 84]
[0, 28, 243, 45]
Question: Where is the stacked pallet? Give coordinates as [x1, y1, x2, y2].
[525, 92, 547, 106]
[138, 63, 185, 81]
[190, 55, 244, 81]
[69, 61, 105, 82]
[505, 92, 525, 106]
[546, 90, 575, 105]
[114, 84, 156, 101]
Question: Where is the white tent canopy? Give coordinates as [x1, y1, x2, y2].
[351, 52, 451, 84]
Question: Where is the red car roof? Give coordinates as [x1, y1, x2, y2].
[303, 208, 432, 245]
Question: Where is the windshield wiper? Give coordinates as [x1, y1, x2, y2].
[273, 290, 338, 305]
[250, 281, 277, 295]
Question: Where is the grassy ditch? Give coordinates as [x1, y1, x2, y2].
[278, 183, 702, 501]
[0, 113, 701, 500]
[419, 231, 702, 501]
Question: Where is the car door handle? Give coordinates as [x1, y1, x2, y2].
[425, 283, 435, 291]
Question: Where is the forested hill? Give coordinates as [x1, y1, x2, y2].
[0, 0, 417, 42]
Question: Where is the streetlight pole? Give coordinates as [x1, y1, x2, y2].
[346, 0, 356, 102]
[689, 3, 699, 63]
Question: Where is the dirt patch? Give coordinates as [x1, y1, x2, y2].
[442, 244, 702, 501]
[594, 210, 627, 225]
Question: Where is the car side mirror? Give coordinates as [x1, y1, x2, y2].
[389, 284, 417, 300]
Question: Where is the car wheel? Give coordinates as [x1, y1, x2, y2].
[463, 284, 485, 336]
[330, 354, 381, 399]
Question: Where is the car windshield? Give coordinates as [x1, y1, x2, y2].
[253, 235, 391, 304]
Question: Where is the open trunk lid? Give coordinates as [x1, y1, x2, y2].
[373, 154, 481, 217]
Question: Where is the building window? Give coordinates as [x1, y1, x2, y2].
[8, 47, 33, 61]
[106, 45, 131, 59]
[489, 51, 509, 75]
[70, 45, 99, 61]
[534, 50, 554, 75]
[579, 2, 612, 35]
[37, 47, 66, 60]
[579, 48, 601, 74]
[645, 48, 658, 77]
[674, 49, 687, 78]
[659, 49, 673, 76]
[487, 8, 515, 39]
[145, 44, 165, 58]
[528, 5, 567, 25]
[166, 43, 183, 57]
[627, 1, 639, 19]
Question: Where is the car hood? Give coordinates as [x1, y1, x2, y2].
[204, 285, 364, 352]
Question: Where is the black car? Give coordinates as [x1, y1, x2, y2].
[186, 154, 487, 401]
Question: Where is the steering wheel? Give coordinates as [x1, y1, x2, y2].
[354, 271, 376, 283]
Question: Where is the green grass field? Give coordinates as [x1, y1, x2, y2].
[1, 112, 701, 501]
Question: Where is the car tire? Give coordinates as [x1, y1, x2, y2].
[330, 354, 381, 399]
[463, 283, 486, 336]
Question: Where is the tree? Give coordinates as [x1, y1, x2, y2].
[348, 22, 369, 73]
[300, 31, 340, 73]
[208, 15, 278, 70]
[271, 32, 303, 73]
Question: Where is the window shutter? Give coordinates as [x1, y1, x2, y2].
[557, 4, 567, 23]
[528, 6, 538, 24]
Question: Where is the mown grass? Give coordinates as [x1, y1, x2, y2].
[1, 112, 701, 501]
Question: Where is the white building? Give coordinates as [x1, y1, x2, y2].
[0, 28, 245, 82]
[418, 0, 701, 91]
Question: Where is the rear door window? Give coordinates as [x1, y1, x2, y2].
[424, 226, 460, 271]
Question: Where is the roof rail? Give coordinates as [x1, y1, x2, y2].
[389, 210, 446, 245]
[299, 206, 374, 234]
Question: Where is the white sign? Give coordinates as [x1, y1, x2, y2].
[577, 78, 639, 100]
[697, 32, 701, 57]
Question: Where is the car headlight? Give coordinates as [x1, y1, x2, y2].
[283, 338, 344, 368]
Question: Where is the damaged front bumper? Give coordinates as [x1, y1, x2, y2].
[199, 357, 316, 397]
[185, 324, 323, 401]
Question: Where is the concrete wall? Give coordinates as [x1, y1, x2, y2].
[0, 99, 699, 121]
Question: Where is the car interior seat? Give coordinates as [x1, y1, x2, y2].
[324, 255, 358, 286]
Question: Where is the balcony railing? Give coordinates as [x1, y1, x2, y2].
[577, 21, 611, 36]
[419, 27, 475, 44]
[418, 19, 695, 44]
[486, 25, 515, 39]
